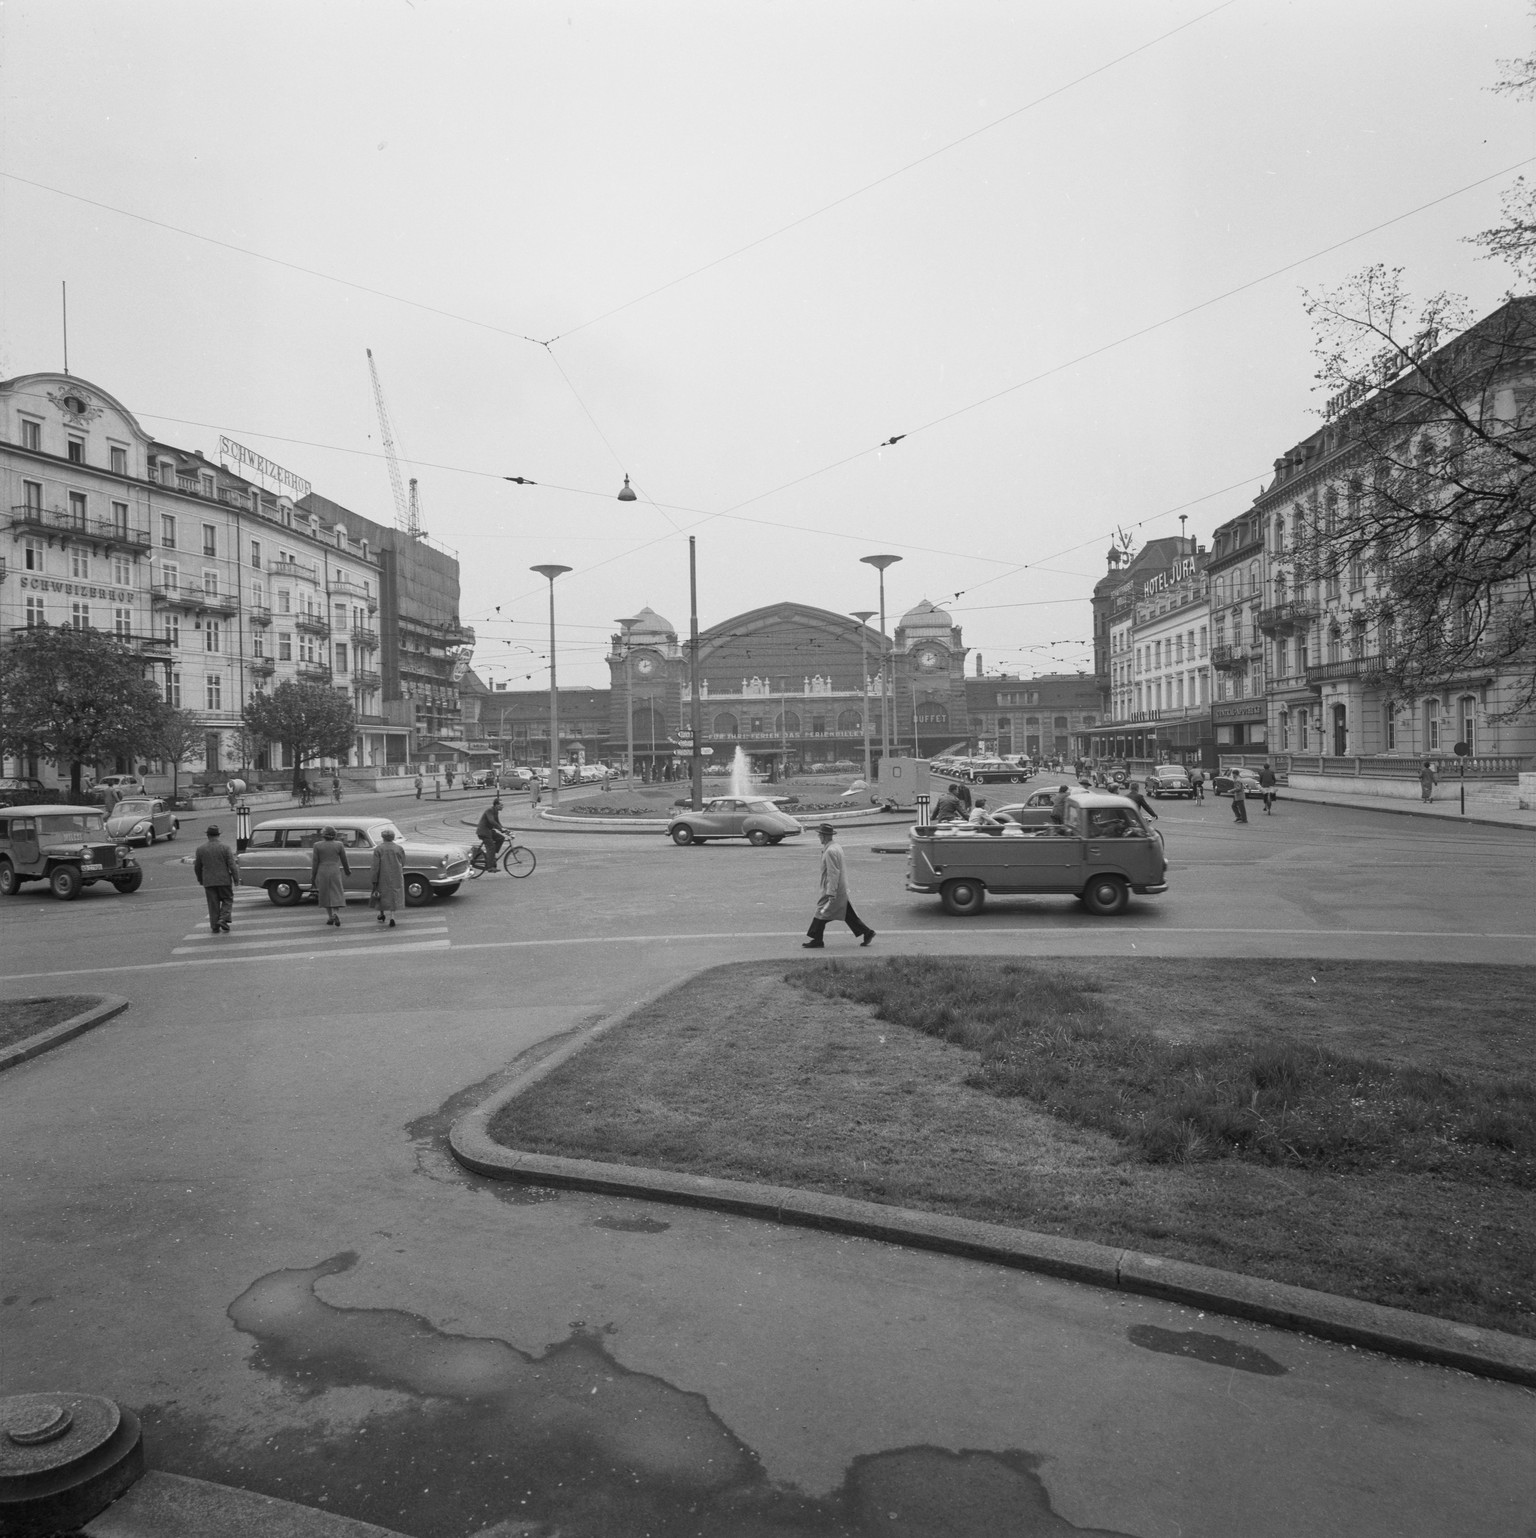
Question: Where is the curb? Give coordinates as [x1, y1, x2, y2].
[449, 984, 1536, 1390]
[0, 994, 130, 1073]
[1278, 791, 1536, 832]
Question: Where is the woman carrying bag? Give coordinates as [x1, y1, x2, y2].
[371, 827, 406, 928]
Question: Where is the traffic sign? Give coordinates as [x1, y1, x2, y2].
[699, 746, 714, 756]
[674, 730, 695, 745]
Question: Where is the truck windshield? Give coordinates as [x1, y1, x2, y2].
[39, 814, 107, 837]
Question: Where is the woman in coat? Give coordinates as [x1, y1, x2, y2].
[370, 828, 406, 928]
[310, 826, 351, 925]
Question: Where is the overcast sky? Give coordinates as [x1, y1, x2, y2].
[2, 1, 1531, 688]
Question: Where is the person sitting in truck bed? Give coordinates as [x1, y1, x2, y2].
[931, 787, 965, 823]
[966, 798, 1004, 830]
[1088, 809, 1140, 838]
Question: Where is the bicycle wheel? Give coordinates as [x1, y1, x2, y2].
[467, 849, 487, 880]
[503, 844, 536, 878]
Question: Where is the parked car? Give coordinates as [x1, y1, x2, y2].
[0, 805, 144, 899]
[0, 776, 48, 808]
[1144, 764, 1195, 799]
[105, 797, 180, 845]
[668, 798, 804, 847]
[906, 791, 1166, 917]
[1212, 767, 1265, 797]
[91, 775, 148, 801]
[241, 815, 473, 906]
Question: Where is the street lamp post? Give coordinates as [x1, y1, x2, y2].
[688, 536, 703, 812]
[850, 610, 875, 784]
[616, 617, 641, 791]
[530, 565, 571, 808]
[860, 555, 902, 771]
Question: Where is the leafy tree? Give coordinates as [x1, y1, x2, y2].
[0, 625, 169, 795]
[150, 705, 205, 804]
[1293, 270, 1536, 720]
[243, 680, 355, 792]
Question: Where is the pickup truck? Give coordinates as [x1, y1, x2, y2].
[905, 791, 1167, 917]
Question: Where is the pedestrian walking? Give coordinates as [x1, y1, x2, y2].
[1230, 776, 1249, 823]
[1419, 760, 1438, 803]
[446, 766, 457, 791]
[414, 774, 424, 800]
[98, 783, 118, 817]
[311, 825, 351, 926]
[803, 824, 875, 948]
[1257, 762, 1278, 814]
[370, 827, 405, 928]
[193, 823, 239, 933]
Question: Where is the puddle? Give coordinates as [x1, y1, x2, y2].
[592, 1215, 671, 1234]
[178, 1252, 1144, 1537]
[1127, 1324, 1287, 1376]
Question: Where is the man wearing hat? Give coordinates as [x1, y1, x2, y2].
[803, 824, 875, 949]
[193, 823, 241, 934]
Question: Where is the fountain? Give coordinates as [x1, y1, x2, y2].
[728, 745, 755, 798]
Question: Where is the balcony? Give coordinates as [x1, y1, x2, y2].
[8, 504, 152, 549]
[331, 577, 377, 610]
[1257, 600, 1317, 634]
[192, 588, 240, 616]
[269, 557, 319, 584]
[296, 661, 332, 683]
[250, 655, 276, 677]
[350, 625, 379, 650]
[356, 669, 383, 691]
[1209, 643, 1245, 671]
[1305, 656, 1386, 685]
[247, 603, 272, 626]
[129, 634, 173, 659]
[294, 612, 330, 636]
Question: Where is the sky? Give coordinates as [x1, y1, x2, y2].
[2, 0, 1532, 689]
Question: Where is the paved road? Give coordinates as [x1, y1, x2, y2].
[2, 791, 1533, 1538]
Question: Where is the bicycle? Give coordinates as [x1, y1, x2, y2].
[468, 839, 536, 879]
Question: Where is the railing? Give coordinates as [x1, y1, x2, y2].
[330, 577, 376, 607]
[250, 655, 276, 676]
[1257, 600, 1317, 632]
[1305, 656, 1386, 684]
[7, 505, 152, 547]
[129, 634, 173, 656]
[1254, 752, 1530, 781]
[1209, 644, 1243, 669]
[350, 625, 379, 649]
[247, 604, 272, 625]
[356, 670, 383, 690]
[294, 612, 330, 635]
[269, 558, 319, 584]
[193, 588, 240, 615]
[296, 661, 332, 682]
[150, 582, 190, 605]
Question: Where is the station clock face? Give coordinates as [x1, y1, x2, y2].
[916, 648, 943, 671]
[635, 655, 657, 675]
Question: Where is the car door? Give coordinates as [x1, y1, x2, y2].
[339, 827, 376, 892]
[10, 816, 40, 874]
[239, 825, 290, 884]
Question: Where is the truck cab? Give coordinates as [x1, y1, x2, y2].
[905, 791, 1167, 917]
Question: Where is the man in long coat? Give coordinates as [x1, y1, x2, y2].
[193, 823, 240, 933]
[803, 824, 875, 949]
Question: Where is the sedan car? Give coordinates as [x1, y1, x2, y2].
[105, 798, 180, 845]
[668, 797, 804, 846]
[1212, 767, 1266, 797]
[1144, 764, 1195, 798]
[987, 788, 1066, 828]
[241, 815, 473, 905]
[92, 775, 148, 800]
[0, 776, 47, 808]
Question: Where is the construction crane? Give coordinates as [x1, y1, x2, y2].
[366, 347, 425, 539]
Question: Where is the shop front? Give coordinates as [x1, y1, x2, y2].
[1211, 699, 1267, 759]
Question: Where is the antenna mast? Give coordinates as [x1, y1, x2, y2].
[366, 348, 424, 539]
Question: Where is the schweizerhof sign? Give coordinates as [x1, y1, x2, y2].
[218, 436, 311, 500]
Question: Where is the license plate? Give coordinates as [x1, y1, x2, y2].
[82, 863, 102, 872]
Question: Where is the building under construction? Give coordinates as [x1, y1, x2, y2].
[300, 492, 474, 755]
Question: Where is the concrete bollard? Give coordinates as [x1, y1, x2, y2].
[0, 1393, 144, 1535]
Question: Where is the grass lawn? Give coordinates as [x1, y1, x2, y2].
[0, 996, 98, 1055]
[491, 958, 1535, 1337]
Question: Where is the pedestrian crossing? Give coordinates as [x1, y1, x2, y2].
[172, 887, 451, 963]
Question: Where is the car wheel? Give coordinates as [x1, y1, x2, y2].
[1082, 875, 1130, 917]
[940, 878, 985, 917]
[147, 828, 158, 845]
[404, 874, 432, 906]
[1009, 775, 1021, 783]
[50, 865, 83, 901]
[671, 825, 696, 846]
[747, 829, 769, 846]
[268, 879, 303, 906]
[112, 871, 144, 894]
[168, 822, 178, 839]
[0, 861, 18, 896]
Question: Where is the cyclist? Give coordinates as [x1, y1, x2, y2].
[298, 779, 314, 808]
[331, 775, 343, 804]
[475, 797, 507, 872]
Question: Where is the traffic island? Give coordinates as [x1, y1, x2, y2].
[0, 996, 129, 1073]
[452, 957, 1536, 1384]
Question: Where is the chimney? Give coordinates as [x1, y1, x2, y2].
[975, 653, 983, 677]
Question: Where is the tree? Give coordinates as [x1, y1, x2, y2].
[150, 706, 205, 804]
[1294, 270, 1536, 720]
[243, 680, 356, 792]
[0, 625, 169, 795]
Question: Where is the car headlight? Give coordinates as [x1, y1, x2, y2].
[117, 845, 132, 857]
[131, 821, 150, 834]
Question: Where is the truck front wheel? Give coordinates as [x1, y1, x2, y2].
[1082, 875, 1129, 916]
[940, 879, 985, 917]
[50, 865, 83, 901]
